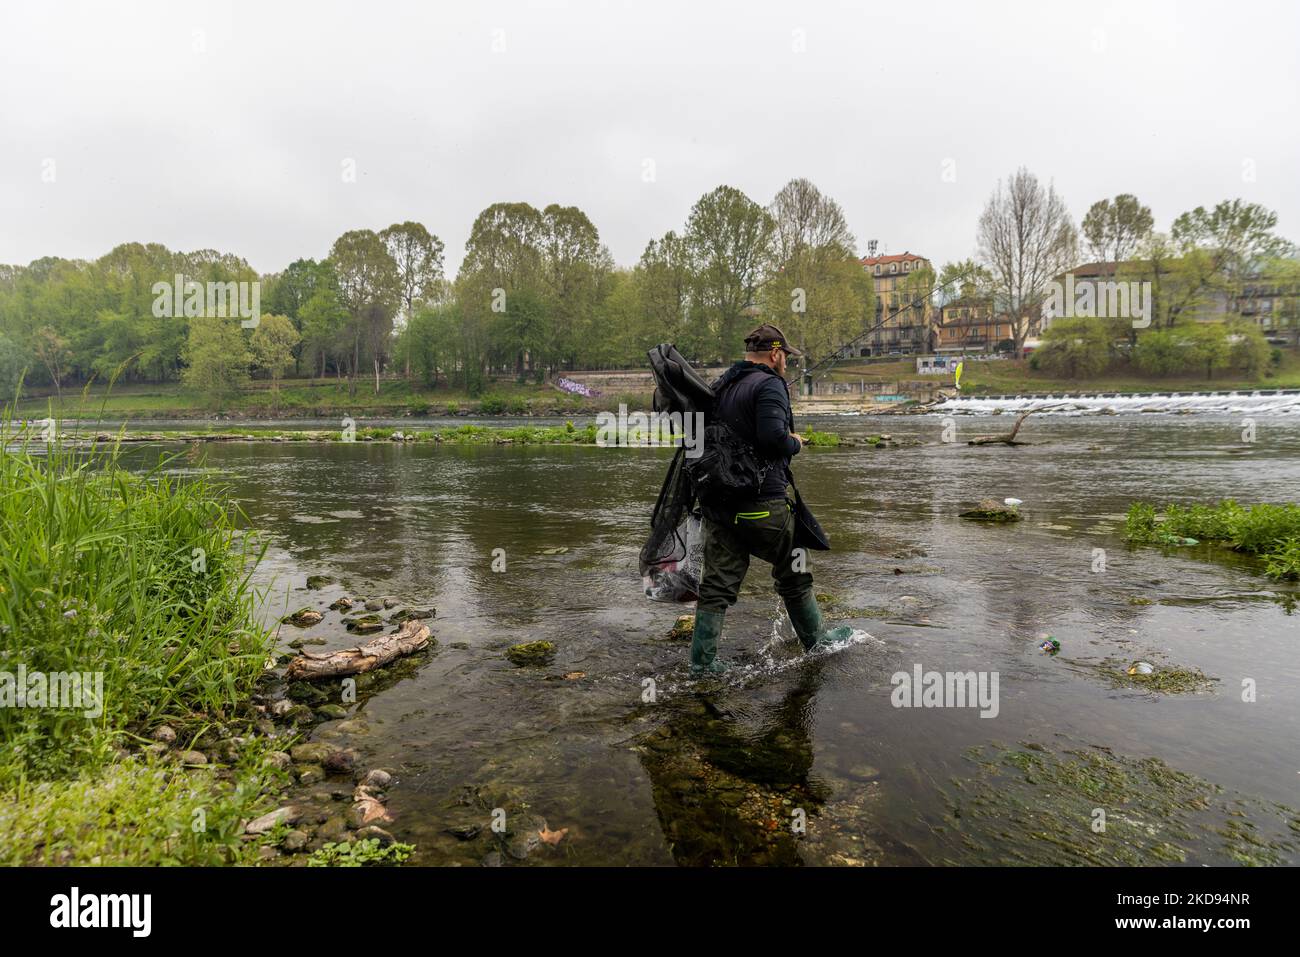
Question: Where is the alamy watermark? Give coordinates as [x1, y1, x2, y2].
[1044, 273, 1152, 328]
[595, 404, 705, 458]
[151, 274, 261, 327]
[891, 664, 999, 718]
[0, 665, 104, 718]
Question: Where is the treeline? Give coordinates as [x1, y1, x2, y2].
[0, 179, 874, 400]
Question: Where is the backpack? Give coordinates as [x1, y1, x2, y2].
[683, 420, 769, 507]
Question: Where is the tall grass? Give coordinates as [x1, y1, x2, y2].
[0, 413, 273, 784]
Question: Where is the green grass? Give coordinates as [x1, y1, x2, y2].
[0, 411, 289, 864]
[1125, 500, 1300, 580]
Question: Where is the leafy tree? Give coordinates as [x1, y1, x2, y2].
[1035, 317, 1112, 378]
[330, 230, 400, 395]
[1081, 194, 1153, 263]
[32, 327, 71, 398]
[298, 285, 350, 379]
[182, 316, 250, 407]
[0, 333, 28, 400]
[761, 179, 873, 371]
[685, 185, 775, 359]
[250, 313, 300, 404]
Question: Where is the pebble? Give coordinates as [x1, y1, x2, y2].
[150, 725, 177, 744]
[246, 805, 303, 835]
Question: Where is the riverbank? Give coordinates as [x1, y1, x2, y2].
[14, 349, 1300, 421]
[0, 420, 337, 864]
[14, 378, 642, 421]
[36, 422, 896, 449]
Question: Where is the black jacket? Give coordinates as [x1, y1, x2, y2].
[711, 360, 800, 500]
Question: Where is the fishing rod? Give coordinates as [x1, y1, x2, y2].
[795, 264, 991, 385]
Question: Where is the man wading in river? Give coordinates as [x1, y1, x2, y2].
[689, 324, 852, 675]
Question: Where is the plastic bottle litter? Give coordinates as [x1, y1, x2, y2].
[1004, 497, 1024, 507]
[1038, 637, 1060, 655]
[1128, 661, 1155, 675]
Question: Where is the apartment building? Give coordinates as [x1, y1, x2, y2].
[858, 251, 934, 356]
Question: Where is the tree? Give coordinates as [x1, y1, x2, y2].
[458, 202, 546, 378]
[1034, 317, 1112, 378]
[538, 204, 612, 372]
[762, 179, 873, 372]
[1081, 194, 1153, 263]
[636, 231, 700, 355]
[330, 230, 400, 395]
[684, 185, 775, 358]
[250, 313, 300, 404]
[380, 222, 445, 379]
[0, 333, 27, 400]
[182, 316, 250, 407]
[1172, 200, 1296, 314]
[32, 327, 71, 398]
[977, 168, 1079, 355]
[298, 285, 350, 379]
[938, 259, 995, 303]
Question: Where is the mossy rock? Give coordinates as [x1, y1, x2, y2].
[506, 640, 556, 666]
[283, 607, 324, 626]
[668, 615, 694, 640]
[345, 614, 384, 634]
[959, 499, 1021, 522]
[306, 575, 333, 590]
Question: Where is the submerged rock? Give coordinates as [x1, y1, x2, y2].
[306, 575, 333, 590]
[390, 607, 436, 624]
[290, 742, 334, 764]
[506, 640, 557, 666]
[355, 825, 396, 846]
[358, 768, 393, 789]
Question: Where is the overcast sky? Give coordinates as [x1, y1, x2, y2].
[3, 0, 1298, 277]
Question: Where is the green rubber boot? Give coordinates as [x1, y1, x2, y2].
[784, 591, 855, 651]
[689, 608, 728, 675]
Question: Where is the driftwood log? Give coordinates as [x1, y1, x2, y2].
[284, 618, 431, 680]
[968, 410, 1034, 446]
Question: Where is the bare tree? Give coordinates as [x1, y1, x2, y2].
[978, 168, 1078, 355]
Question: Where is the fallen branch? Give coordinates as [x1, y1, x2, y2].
[968, 409, 1034, 445]
[284, 618, 431, 680]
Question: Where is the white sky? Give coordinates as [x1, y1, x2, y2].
[2, 0, 1297, 276]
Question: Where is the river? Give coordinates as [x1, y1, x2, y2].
[132, 411, 1300, 865]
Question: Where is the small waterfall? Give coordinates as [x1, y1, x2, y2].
[936, 390, 1300, 416]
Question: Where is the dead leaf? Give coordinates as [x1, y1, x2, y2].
[563, 671, 585, 680]
[538, 825, 568, 846]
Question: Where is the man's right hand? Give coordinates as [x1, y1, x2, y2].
[790, 432, 805, 447]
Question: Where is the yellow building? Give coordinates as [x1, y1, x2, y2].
[858, 252, 933, 356]
[936, 298, 1013, 354]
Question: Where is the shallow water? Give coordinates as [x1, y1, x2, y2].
[142, 413, 1300, 864]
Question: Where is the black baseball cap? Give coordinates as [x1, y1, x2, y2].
[744, 323, 801, 357]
